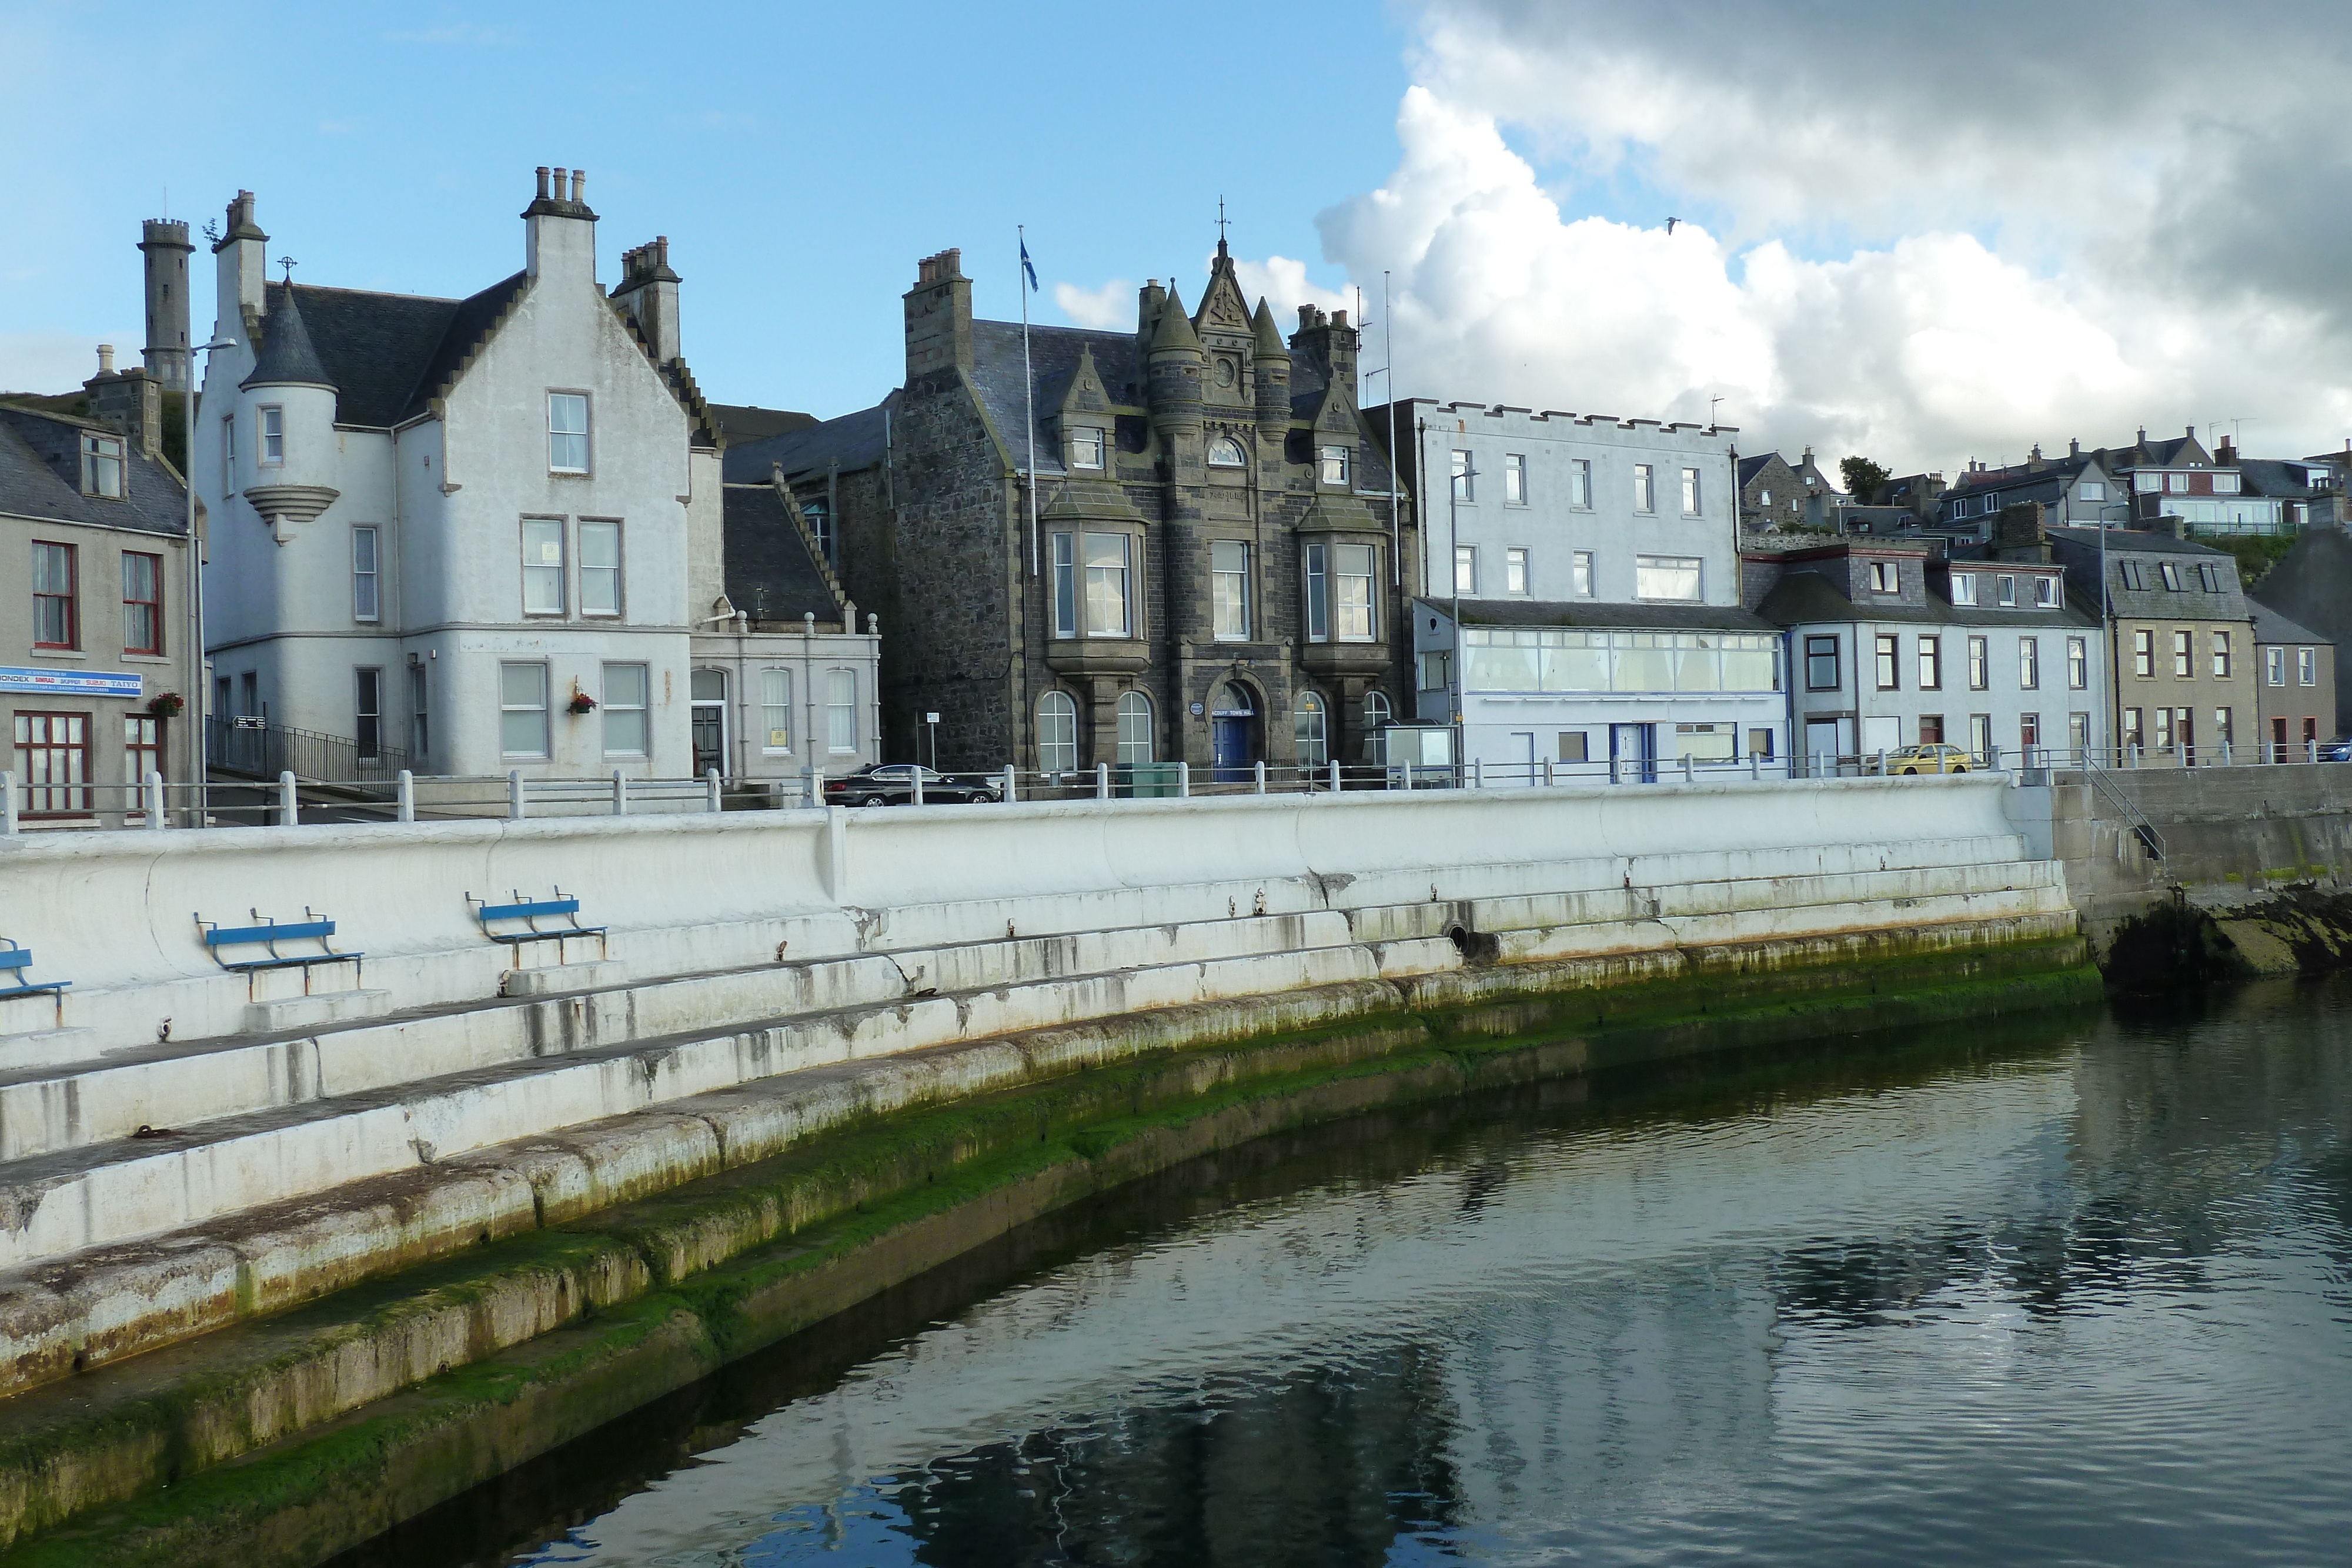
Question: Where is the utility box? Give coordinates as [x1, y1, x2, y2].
[1118, 761, 1184, 798]
[1377, 725, 1456, 786]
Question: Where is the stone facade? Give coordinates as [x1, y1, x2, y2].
[751, 245, 1414, 774]
[1736, 450, 1805, 531]
[2047, 524, 2257, 765]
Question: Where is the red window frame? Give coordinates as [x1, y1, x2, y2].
[122, 550, 163, 656]
[123, 713, 160, 785]
[32, 541, 76, 650]
[12, 711, 91, 817]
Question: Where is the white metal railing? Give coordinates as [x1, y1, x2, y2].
[0, 739, 2337, 835]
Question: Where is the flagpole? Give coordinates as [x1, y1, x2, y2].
[1021, 225, 1038, 580]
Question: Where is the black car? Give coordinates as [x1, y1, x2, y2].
[823, 764, 1003, 807]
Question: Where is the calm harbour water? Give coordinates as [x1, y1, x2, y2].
[376, 980, 2352, 1567]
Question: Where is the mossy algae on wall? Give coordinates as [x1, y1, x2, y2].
[0, 935, 2097, 1568]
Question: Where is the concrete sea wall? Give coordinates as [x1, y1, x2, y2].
[0, 775, 2092, 1562]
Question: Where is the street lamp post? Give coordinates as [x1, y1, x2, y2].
[1448, 455, 1477, 782]
[185, 335, 238, 826]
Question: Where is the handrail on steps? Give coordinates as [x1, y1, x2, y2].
[2077, 758, 2165, 860]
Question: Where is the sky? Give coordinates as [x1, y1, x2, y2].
[7, 0, 2352, 479]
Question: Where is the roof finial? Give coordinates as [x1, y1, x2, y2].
[1215, 195, 1230, 258]
[278, 255, 296, 285]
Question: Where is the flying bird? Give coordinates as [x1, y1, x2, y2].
[1665, 217, 1679, 234]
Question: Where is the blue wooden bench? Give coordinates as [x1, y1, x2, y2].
[466, 888, 607, 963]
[195, 908, 362, 995]
[0, 939, 69, 1027]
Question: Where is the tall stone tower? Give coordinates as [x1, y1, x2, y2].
[139, 219, 193, 391]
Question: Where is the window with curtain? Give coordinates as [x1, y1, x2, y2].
[548, 392, 589, 472]
[761, 668, 792, 751]
[602, 663, 649, 755]
[121, 551, 162, 654]
[1212, 540, 1250, 640]
[1084, 533, 1131, 637]
[522, 519, 565, 614]
[1037, 690, 1077, 773]
[351, 526, 379, 621]
[499, 663, 549, 757]
[827, 669, 857, 752]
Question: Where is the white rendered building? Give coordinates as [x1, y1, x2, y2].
[1374, 400, 1786, 779]
[193, 175, 877, 787]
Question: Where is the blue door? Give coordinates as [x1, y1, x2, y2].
[1210, 681, 1257, 783]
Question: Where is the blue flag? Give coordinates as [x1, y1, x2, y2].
[1020, 238, 1038, 292]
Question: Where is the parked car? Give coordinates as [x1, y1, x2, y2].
[823, 763, 1003, 807]
[1877, 743, 1973, 775]
[2321, 737, 2352, 763]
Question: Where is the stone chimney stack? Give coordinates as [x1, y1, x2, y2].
[212, 189, 269, 346]
[613, 235, 683, 365]
[904, 249, 973, 382]
[523, 165, 599, 286]
[85, 343, 162, 459]
[1288, 304, 1359, 403]
[139, 218, 193, 391]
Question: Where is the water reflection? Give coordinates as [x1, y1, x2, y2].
[372, 982, 2352, 1567]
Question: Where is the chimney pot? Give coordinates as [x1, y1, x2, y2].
[572, 169, 585, 204]
[96, 343, 114, 375]
[536, 166, 550, 200]
[1332, 309, 1348, 329]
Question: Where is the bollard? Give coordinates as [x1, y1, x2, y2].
[1876, 748, 1887, 777]
[1096, 762, 1110, 801]
[1749, 751, 1760, 781]
[1543, 758, 1555, 787]
[611, 769, 627, 817]
[278, 771, 299, 827]
[397, 770, 416, 823]
[706, 769, 722, 813]
[1002, 763, 1017, 803]
[2311, 738, 2321, 765]
[1402, 758, 1414, 792]
[913, 767, 926, 806]
[508, 770, 525, 820]
[0, 771, 14, 835]
[1254, 760, 1267, 794]
[1329, 758, 1341, 793]
[808, 765, 824, 808]
[1682, 754, 1695, 783]
[1472, 757, 1484, 789]
[144, 770, 165, 830]
[1177, 761, 1190, 798]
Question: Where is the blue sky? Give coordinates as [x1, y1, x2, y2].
[0, 1, 1432, 414]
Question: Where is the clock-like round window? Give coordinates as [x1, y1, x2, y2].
[1216, 357, 1237, 387]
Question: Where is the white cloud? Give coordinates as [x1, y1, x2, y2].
[1228, 256, 1351, 326]
[0, 331, 135, 396]
[1053, 278, 1132, 330]
[1232, 2, 2352, 476]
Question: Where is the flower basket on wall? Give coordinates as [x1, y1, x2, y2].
[567, 692, 597, 716]
[146, 692, 185, 719]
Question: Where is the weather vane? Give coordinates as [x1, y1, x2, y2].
[1216, 196, 1230, 244]
[278, 255, 296, 284]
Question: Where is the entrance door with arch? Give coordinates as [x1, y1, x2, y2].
[690, 668, 727, 779]
[1210, 681, 1257, 783]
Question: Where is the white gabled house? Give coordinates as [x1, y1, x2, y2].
[194, 171, 878, 789]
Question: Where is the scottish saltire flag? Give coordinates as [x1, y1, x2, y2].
[1020, 238, 1038, 292]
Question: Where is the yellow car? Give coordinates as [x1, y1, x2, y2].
[1882, 743, 1972, 775]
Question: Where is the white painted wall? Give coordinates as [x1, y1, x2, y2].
[1787, 617, 2109, 768]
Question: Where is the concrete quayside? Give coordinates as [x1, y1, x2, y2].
[0, 774, 2098, 1559]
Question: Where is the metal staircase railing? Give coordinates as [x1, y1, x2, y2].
[2079, 758, 2165, 860]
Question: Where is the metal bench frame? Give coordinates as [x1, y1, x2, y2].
[0, 939, 69, 1027]
[195, 907, 363, 998]
[466, 888, 609, 965]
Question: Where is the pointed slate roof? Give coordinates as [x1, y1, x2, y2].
[258, 274, 527, 427]
[1251, 296, 1287, 358]
[242, 284, 336, 390]
[1150, 285, 1201, 352]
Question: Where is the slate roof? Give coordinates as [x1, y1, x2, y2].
[721, 483, 844, 623]
[2045, 526, 2247, 621]
[724, 400, 891, 484]
[1434, 597, 1778, 633]
[969, 319, 1139, 479]
[260, 274, 526, 428]
[0, 404, 187, 536]
[242, 284, 333, 389]
[2250, 603, 2330, 647]
[2237, 458, 2323, 499]
[1753, 569, 2094, 630]
[708, 404, 817, 446]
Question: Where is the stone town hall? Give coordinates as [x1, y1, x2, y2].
[727, 242, 1416, 777]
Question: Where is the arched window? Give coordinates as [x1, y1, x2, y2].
[1293, 690, 1328, 768]
[1214, 681, 1255, 715]
[1208, 436, 1248, 467]
[1116, 690, 1154, 764]
[1363, 690, 1393, 731]
[1037, 690, 1078, 774]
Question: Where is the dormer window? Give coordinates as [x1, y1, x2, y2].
[2213, 473, 2240, 494]
[79, 433, 123, 498]
[259, 407, 285, 466]
[1996, 574, 2016, 607]
[548, 392, 590, 474]
[2034, 576, 2060, 608]
[2159, 561, 2182, 591]
[1208, 436, 1247, 467]
[1868, 560, 1897, 593]
[1950, 573, 1977, 606]
[1071, 427, 1105, 470]
[1318, 444, 1349, 486]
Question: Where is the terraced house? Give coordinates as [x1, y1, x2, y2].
[2047, 524, 2254, 764]
[733, 243, 1411, 776]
